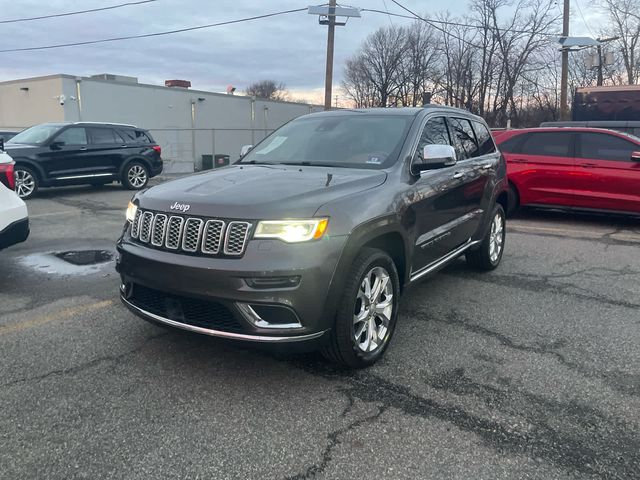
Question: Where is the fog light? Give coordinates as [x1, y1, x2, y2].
[236, 303, 302, 329]
[244, 276, 301, 289]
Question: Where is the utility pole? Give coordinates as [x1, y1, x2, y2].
[324, 0, 337, 111]
[597, 43, 604, 86]
[560, 0, 570, 120]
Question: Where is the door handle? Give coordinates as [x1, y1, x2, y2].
[79, 147, 88, 151]
[580, 163, 597, 168]
[511, 158, 527, 164]
[481, 163, 492, 170]
[453, 172, 464, 179]
[121, 145, 127, 148]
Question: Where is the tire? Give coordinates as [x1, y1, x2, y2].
[506, 183, 519, 216]
[321, 248, 400, 368]
[122, 162, 149, 190]
[466, 203, 506, 271]
[14, 165, 39, 199]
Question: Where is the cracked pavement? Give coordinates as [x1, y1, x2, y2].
[1, 183, 639, 479]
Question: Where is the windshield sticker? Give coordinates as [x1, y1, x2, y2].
[255, 136, 287, 155]
[366, 156, 382, 164]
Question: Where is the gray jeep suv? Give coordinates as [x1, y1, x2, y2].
[116, 107, 508, 367]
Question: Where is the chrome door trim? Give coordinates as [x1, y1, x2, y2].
[415, 209, 483, 248]
[55, 173, 114, 180]
[409, 238, 481, 283]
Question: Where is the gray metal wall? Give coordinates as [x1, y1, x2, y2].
[0, 75, 323, 171]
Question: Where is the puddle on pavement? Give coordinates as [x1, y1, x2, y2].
[19, 249, 115, 276]
[54, 250, 113, 266]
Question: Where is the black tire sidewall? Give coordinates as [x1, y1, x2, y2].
[123, 162, 148, 190]
[14, 165, 39, 199]
[335, 249, 400, 366]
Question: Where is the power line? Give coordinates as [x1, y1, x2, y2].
[0, 0, 158, 25]
[364, 4, 561, 37]
[380, 0, 394, 26]
[0, 8, 308, 53]
[574, 0, 596, 37]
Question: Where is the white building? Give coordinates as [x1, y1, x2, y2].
[0, 74, 322, 172]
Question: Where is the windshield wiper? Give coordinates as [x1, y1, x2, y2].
[277, 162, 349, 168]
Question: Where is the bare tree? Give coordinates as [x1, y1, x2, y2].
[600, 0, 640, 83]
[245, 80, 288, 100]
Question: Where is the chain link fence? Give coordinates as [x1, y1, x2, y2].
[148, 128, 275, 173]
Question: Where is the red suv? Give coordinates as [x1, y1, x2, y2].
[494, 127, 640, 215]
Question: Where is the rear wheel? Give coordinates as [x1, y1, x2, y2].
[322, 248, 400, 368]
[466, 204, 506, 271]
[14, 166, 39, 199]
[122, 162, 148, 190]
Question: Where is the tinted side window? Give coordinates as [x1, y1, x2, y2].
[520, 132, 571, 157]
[119, 129, 152, 144]
[578, 133, 636, 162]
[55, 127, 87, 146]
[448, 118, 479, 159]
[472, 121, 496, 155]
[88, 128, 117, 145]
[497, 135, 523, 153]
[417, 117, 451, 161]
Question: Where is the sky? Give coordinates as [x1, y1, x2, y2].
[0, 0, 600, 104]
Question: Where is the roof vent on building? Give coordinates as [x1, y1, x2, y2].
[90, 73, 138, 84]
[165, 79, 191, 88]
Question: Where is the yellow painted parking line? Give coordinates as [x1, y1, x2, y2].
[29, 210, 76, 219]
[0, 299, 113, 336]
[509, 224, 640, 241]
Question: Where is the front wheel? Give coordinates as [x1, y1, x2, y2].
[322, 248, 400, 368]
[122, 162, 149, 190]
[466, 204, 506, 271]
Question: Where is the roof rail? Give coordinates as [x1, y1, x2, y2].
[73, 121, 137, 128]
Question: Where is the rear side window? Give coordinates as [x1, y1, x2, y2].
[88, 128, 117, 145]
[472, 121, 496, 155]
[118, 129, 152, 144]
[578, 133, 636, 162]
[448, 118, 479, 159]
[520, 132, 572, 157]
[55, 127, 87, 146]
[497, 134, 523, 153]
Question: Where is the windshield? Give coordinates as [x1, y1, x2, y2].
[8, 124, 63, 145]
[240, 114, 414, 169]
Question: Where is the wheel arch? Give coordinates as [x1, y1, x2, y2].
[13, 158, 45, 182]
[118, 156, 152, 178]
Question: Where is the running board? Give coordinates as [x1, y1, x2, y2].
[409, 239, 481, 283]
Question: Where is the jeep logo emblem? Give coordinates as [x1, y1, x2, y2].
[170, 202, 190, 213]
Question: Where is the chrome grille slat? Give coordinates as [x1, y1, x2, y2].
[139, 212, 154, 243]
[181, 218, 204, 252]
[224, 222, 251, 256]
[165, 216, 184, 250]
[151, 214, 168, 246]
[132, 210, 250, 257]
[202, 220, 225, 254]
[130, 210, 142, 239]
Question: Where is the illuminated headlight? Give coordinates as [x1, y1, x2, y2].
[125, 201, 138, 223]
[254, 218, 329, 243]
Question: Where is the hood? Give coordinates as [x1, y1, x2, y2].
[4, 143, 39, 154]
[139, 164, 387, 219]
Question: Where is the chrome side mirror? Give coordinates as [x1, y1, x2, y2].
[412, 144, 457, 174]
[240, 144, 253, 157]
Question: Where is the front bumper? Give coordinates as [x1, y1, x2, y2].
[0, 217, 29, 250]
[116, 233, 348, 343]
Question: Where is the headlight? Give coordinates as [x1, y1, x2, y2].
[254, 218, 328, 243]
[125, 201, 138, 223]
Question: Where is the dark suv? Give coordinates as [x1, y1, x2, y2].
[117, 107, 508, 367]
[5, 122, 163, 199]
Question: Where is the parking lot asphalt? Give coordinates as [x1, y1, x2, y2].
[1, 180, 639, 480]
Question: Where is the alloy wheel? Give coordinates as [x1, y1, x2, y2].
[353, 266, 394, 353]
[128, 165, 147, 188]
[488, 212, 504, 263]
[15, 169, 35, 198]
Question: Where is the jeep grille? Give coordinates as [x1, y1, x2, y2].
[130, 210, 252, 257]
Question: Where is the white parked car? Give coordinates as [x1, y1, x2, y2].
[0, 149, 29, 250]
